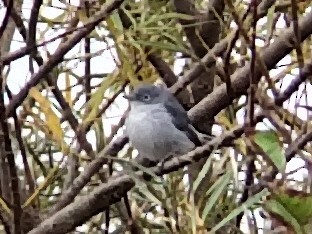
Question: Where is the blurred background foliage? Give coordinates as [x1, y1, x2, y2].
[1, 0, 312, 233]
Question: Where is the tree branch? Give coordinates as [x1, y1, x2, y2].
[29, 50, 312, 232]
[187, 9, 312, 125]
[0, 0, 13, 39]
[27, 0, 42, 74]
[48, 136, 129, 215]
[5, 0, 125, 117]
[28, 117, 255, 234]
[0, 74, 22, 234]
[29, 9, 312, 232]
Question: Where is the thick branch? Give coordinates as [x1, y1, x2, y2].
[29, 52, 312, 232]
[28, 119, 252, 234]
[174, 0, 224, 58]
[168, 0, 277, 98]
[5, 0, 125, 117]
[48, 136, 129, 215]
[187, 10, 312, 125]
[29, 9, 312, 232]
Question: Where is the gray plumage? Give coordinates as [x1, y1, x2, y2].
[124, 84, 201, 163]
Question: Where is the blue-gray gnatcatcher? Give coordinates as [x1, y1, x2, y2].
[124, 84, 202, 164]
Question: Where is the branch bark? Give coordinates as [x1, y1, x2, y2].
[28, 121, 250, 234]
[188, 10, 312, 125]
[29, 9, 312, 233]
[5, 0, 125, 118]
[173, 0, 225, 206]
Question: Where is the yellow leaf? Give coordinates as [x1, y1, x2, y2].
[22, 166, 59, 208]
[29, 87, 64, 144]
[65, 73, 72, 108]
[83, 75, 115, 124]
[77, 8, 89, 24]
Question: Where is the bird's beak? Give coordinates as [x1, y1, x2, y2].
[123, 94, 135, 101]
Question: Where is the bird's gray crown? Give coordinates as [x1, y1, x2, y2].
[124, 84, 167, 105]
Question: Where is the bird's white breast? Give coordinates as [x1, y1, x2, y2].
[125, 103, 194, 161]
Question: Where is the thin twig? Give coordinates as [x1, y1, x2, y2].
[5, 0, 125, 118]
[0, 75, 22, 234]
[27, 0, 42, 74]
[0, 0, 13, 39]
[5, 86, 35, 196]
[236, 1, 258, 227]
[29, 114, 265, 234]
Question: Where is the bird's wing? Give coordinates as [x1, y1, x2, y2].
[164, 95, 202, 146]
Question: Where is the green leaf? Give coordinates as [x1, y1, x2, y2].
[192, 156, 212, 193]
[274, 192, 312, 225]
[136, 184, 162, 206]
[254, 130, 286, 171]
[83, 76, 115, 124]
[144, 12, 195, 26]
[40, 10, 66, 26]
[135, 40, 187, 53]
[108, 12, 124, 33]
[210, 189, 269, 233]
[121, 6, 137, 31]
[266, 5, 276, 42]
[29, 87, 64, 147]
[202, 172, 232, 221]
[264, 199, 303, 234]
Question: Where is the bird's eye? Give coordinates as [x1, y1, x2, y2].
[143, 94, 151, 101]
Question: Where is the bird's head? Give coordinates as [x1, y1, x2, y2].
[124, 84, 167, 106]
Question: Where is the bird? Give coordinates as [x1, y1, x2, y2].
[124, 83, 202, 165]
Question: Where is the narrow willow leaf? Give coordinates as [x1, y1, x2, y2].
[135, 40, 187, 53]
[192, 156, 212, 192]
[266, 5, 276, 42]
[210, 189, 269, 233]
[137, 185, 162, 205]
[40, 10, 66, 25]
[264, 200, 303, 234]
[274, 192, 312, 225]
[23, 166, 59, 208]
[29, 87, 64, 144]
[0, 197, 12, 216]
[145, 13, 195, 26]
[108, 12, 124, 32]
[254, 130, 285, 171]
[64, 72, 72, 108]
[190, 194, 197, 234]
[202, 172, 232, 221]
[84, 76, 115, 124]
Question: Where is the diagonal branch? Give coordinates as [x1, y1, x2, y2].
[169, 0, 277, 98]
[187, 10, 312, 125]
[28, 118, 255, 234]
[29, 57, 312, 233]
[48, 136, 129, 215]
[0, 76, 22, 234]
[27, 0, 43, 74]
[5, 0, 125, 118]
[37, 6, 312, 228]
[0, 0, 13, 39]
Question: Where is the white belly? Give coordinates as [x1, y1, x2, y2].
[125, 105, 194, 162]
